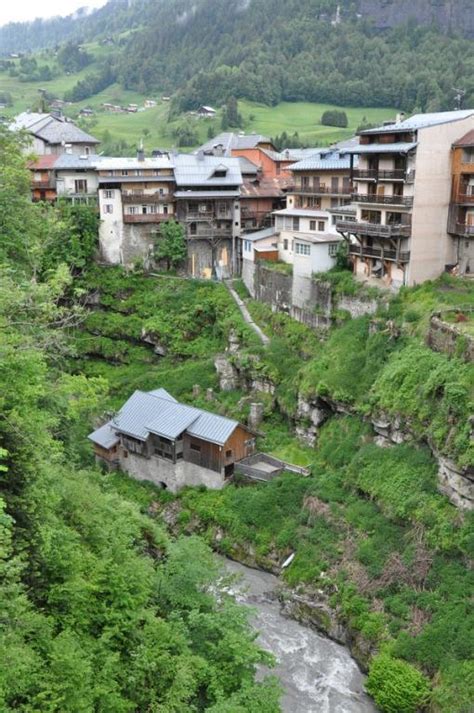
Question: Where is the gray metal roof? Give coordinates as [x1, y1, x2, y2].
[147, 401, 202, 440]
[12, 111, 100, 144]
[174, 154, 242, 187]
[274, 208, 329, 218]
[345, 142, 417, 155]
[359, 110, 474, 136]
[88, 421, 119, 449]
[238, 156, 259, 174]
[196, 132, 273, 155]
[174, 190, 240, 199]
[54, 154, 105, 170]
[241, 227, 278, 242]
[98, 176, 175, 184]
[148, 388, 177, 401]
[102, 388, 241, 446]
[98, 157, 173, 170]
[289, 148, 355, 171]
[187, 410, 238, 445]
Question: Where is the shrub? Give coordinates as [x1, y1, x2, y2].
[367, 653, 431, 713]
[321, 110, 348, 128]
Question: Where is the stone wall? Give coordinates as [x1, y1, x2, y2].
[427, 314, 474, 362]
[119, 451, 225, 492]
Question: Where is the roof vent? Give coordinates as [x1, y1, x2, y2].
[197, 149, 205, 161]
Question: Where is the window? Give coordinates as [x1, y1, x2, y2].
[84, 147, 90, 156]
[462, 148, 474, 163]
[226, 449, 232, 458]
[318, 221, 325, 232]
[75, 179, 87, 194]
[121, 169, 129, 176]
[295, 242, 311, 256]
[283, 238, 288, 250]
[128, 206, 137, 215]
[104, 189, 114, 199]
[309, 220, 316, 231]
[190, 443, 201, 452]
[292, 217, 300, 231]
[164, 205, 168, 215]
[244, 240, 251, 252]
[103, 204, 113, 214]
[328, 243, 338, 257]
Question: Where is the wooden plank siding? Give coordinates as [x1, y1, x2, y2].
[183, 426, 256, 473]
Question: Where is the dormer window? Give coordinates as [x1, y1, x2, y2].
[210, 164, 228, 179]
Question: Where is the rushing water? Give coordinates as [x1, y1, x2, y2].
[224, 558, 377, 713]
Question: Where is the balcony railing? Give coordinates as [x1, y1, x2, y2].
[188, 227, 232, 239]
[122, 192, 171, 204]
[352, 169, 415, 182]
[337, 220, 411, 238]
[352, 193, 413, 207]
[452, 223, 474, 236]
[349, 244, 410, 262]
[32, 179, 56, 189]
[123, 213, 171, 224]
[292, 185, 352, 196]
[455, 193, 474, 204]
[182, 210, 233, 220]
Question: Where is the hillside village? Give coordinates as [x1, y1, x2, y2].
[20, 108, 474, 291]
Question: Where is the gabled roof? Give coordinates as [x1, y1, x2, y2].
[196, 132, 274, 156]
[241, 227, 278, 243]
[240, 177, 286, 198]
[273, 208, 330, 218]
[288, 148, 355, 171]
[174, 154, 242, 187]
[89, 388, 242, 448]
[53, 154, 105, 170]
[28, 154, 59, 170]
[88, 421, 119, 450]
[12, 112, 100, 145]
[359, 110, 474, 136]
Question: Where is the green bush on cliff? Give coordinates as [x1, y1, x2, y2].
[367, 653, 431, 713]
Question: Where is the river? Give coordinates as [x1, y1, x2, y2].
[224, 558, 377, 713]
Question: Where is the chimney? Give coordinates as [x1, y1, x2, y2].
[197, 149, 205, 161]
[396, 112, 406, 124]
[137, 139, 145, 162]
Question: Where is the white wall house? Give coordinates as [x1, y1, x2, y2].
[273, 208, 338, 264]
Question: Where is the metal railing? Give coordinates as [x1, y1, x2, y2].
[352, 169, 415, 182]
[337, 220, 411, 238]
[292, 185, 352, 196]
[352, 193, 413, 207]
[349, 244, 410, 262]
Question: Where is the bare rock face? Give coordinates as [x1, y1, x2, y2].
[214, 355, 240, 391]
[437, 455, 474, 511]
[372, 413, 411, 445]
[358, 0, 474, 38]
[248, 402, 264, 430]
[140, 328, 168, 356]
[294, 395, 331, 446]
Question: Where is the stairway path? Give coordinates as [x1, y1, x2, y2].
[224, 280, 270, 346]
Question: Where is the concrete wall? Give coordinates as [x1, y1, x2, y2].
[56, 170, 99, 195]
[119, 451, 225, 492]
[409, 115, 474, 284]
[427, 314, 474, 362]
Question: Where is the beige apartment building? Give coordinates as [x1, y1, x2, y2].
[337, 110, 474, 287]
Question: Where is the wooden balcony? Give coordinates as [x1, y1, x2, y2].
[292, 185, 352, 196]
[122, 192, 171, 204]
[349, 243, 410, 263]
[454, 192, 474, 204]
[451, 222, 474, 236]
[32, 178, 55, 189]
[337, 220, 411, 238]
[123, 213, 171, 224]
[352, 193, 413, 207]
[352, 169, 415, 182]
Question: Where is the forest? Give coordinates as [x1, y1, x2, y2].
[0, 125, 282, 711]
[1, 0, 474, 114]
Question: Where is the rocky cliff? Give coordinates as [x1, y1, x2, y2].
[359, 0, 474, 38]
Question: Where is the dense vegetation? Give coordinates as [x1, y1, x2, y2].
[0, 126, 282, 711]
[1, 0, 474, 115]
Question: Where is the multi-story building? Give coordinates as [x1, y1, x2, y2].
[273, 207, 340, 266]
[97, 152, 175, 266]
[54, 153, 102, 205]
[12, 112, 100, 156]
[337, 110, 474, 287]
[448, 130, 474, 275]
[29, 155, 58, 202]
[287, 144, 355, 212]
[174, 153, 242, 279]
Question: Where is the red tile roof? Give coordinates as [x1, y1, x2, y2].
[241, 177, 289, 198]
[27, 155, 59, 170]
[453, 130, 474, 148]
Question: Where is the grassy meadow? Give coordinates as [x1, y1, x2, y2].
[0, 39, 396, 151]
